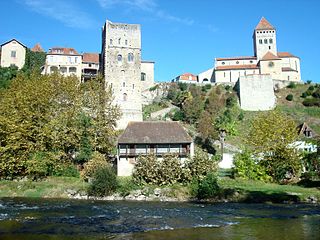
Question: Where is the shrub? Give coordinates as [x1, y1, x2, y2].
[287, 82, 296, 89]
[232, 149, 270, 181]
[53, 163, 79, 177]
[172, 109, 185, 121]
[305, 89, 313, 96]
[306, 80, 312, 84]
[301, 92, 307, 98]
[149, 85, 158, 91]
[157, 155, 184, 185]
[286, 94, 293, 101]
[302, 98, 320, 107]
[178, 82, 188, 91]
[87, 165, 118, 197]
[226, 96, 237, 108]
[312, 89, 320, 98]
[193, 173, 220, 199]
[117, 177, 140, 197]
[225, 85, 232, 91]
[81, 152, 109, 181]
[133, 154, 160, 185]
[308, 85, 315, 91]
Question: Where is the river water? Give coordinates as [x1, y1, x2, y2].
[0, 198, 319, 239]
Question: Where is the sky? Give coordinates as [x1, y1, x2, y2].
[1, 0, 320, 82]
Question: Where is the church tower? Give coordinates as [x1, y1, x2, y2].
[101, 20, 143, 129]
[253, 17, 277, 59]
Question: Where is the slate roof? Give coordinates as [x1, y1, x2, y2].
[215, 64, 259, 71]
[118, 121, 193, 144]
[261, 51, 281, 61]
[82, 53, 99, 63]
[255, 17, 275, 30]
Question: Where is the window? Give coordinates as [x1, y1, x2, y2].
[259, 39, 263, 44]
[89, 63, 92, 67]
[128, 53, 134, 62]
[117, 54, 122, 62]
[125, 40, 128, 45]
[136, 145, 147, 154]
[123, 93, 127, 101]
[170, 144, 180, 153]
[224, 72, 226, 78]
[132, 84, 135, 89]
[236, 61, 239, 64]
[250, 60, 253, 63]
[222, 62, 225, 65]
[141, 72, 146, 81]
[60, 67, 67, 74]
[70, 50, 74, 54]
[264, 39, 268, 44]
[75, 57, 78, 63]
[118, 38, 121, 44]
[203, 78, 208, 82]
[68, 57, 72, 63]
[269, 38, 273, 44]
[11, 51, 16, 58]
[123, 82, 125, 87]
[50, 66, 58, 73]
[269, 46, 271, 50]
[69, 67, 77, 73]
[110, 39, 113, 45]
[156, 144, 169, 154]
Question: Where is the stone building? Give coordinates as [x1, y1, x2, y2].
[0, 39, 26, 69]
[101, 20, 154, 129]
[117, 121, 194, 176]
[198, 17, 302, 85]
[44, 47, 82, 80]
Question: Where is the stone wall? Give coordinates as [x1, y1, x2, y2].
[238, 74, 276, 111]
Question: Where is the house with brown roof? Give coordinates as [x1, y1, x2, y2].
[117, 121, 194, 176]
[82, 53, 99, 81]
[172, 73, 198, 84]
[0, 39, 26, 69]
[43, 47, 82, 80]
[198, 17, 301, 85]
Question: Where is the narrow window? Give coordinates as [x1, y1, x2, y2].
[123, 82, 125, 87]
[118, 38, 121, 44]
[123, 93, 127, 101]
[125, 40, 128, 45]
[141, 72, 146, 81]
[269, 38, 273, 44]
[128, 53, 134, 62]
[264, 39, 268, 44]
[11, 51, 16, 58]
[223, 72, 226, 78]
[259, 39, 263, 44]
[117, 54, 122, 62]
[269, 46, 271, 50]
[132, 84, 135, 89]
[110, 39, 113, 45]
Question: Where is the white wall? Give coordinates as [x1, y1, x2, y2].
[0, 40, 26, 69]
[198, 68, 214, 83]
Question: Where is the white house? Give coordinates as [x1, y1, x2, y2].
[0, 39, 26, 69]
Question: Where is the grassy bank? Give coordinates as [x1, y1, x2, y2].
[0, 176, 319, 203]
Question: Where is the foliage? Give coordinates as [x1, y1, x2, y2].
[178, 82, 188, 91]
[25, 152, 59, 179]
[53, 163, 79, 178]
[196, 173, 220, 199]
[287, 82, 297, 89]
[246, 110, 301, 182]
[308, 85, 315, 91]
[87, 165, 118, 197]
[186, 148, 218, 181]
[302, 98, 320, 107]
[312, 88, 320, 98]
[157, 155, 185, 185]
[117, 177, 140, 197]
[286, 94, 293, 101]
[21, 48, 46, 75]
[75, 113, 93, 164]
[133, 154, 160, 185]
[80, 152, 109, 181]
[0, 73, 120, 178]
[0, 66, 18, 89]
[182, 95, 204, 124]
[232, 149, 270, 181]
[306, 80, 312, 84]
[301, 92, 307, 98]
[149, 85, 158, 91]
[171, 109, 185, 121]
[226, 96, 237, 108]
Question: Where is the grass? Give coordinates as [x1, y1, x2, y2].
[0, 176, 88, 198]
[143, 101, 169, 120]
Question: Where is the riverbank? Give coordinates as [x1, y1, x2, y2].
[0, 176, 319, 203]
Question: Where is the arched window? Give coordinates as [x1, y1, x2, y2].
[132, 84, 135, 89]
[69, 67, 77, 73]
[125, 40, 128, 45]
[50, 66, 58, 72]
[118, 38, 121, 44]
[123, 93, 127, 101]
[117, 54, 122, 62]
[264, 39, 268, 44]
[60, 67, 67, 74]
[128, 53, 134, 62]
[203, 78, 208, 82]
[259, 39, 263, 44]
[269, 38, 273, 44]
[123, 82, 125, 87]
[141, 72, 146, 81]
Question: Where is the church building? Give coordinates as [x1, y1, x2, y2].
[198, 17, 301, 85]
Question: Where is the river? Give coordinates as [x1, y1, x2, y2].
[0, 198, 319, 239]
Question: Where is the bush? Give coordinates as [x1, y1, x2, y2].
[193, 173, 220, 199]
[302, 98, 320, 107]
[308, 85, 315, 91]
[306, 80, 312, 84]
[225, 85, 232, 91]
[226, 96, 237, 108]
[117, 177, 140, 197]
[312, 89, 320, 98]
[133, 154, 160, 185]
[81, 152, 109, 181]
[87, 165, 118, 197]
[232, 149, 270, 181]
[53, 163, 79, 177]
[301, 92, 307, 98]
[172, 109, 185, 121]
[287, 82, 296, 89]
[286, 94, 293, 101]
[178, 82, 188, 91]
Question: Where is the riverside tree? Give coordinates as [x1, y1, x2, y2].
[0, 73, 120, 178]
[246, 110, 301, 182]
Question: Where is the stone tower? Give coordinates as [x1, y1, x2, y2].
[101, 20, 143, 129]
[253, 17, 277, 59]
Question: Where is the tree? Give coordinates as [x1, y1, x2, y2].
[246, 110, 301, 182]
[0, 73, 120, 178]
[0, 66, 18, 89]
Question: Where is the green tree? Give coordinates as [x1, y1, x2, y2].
[0, 66, 18, 89]
[246, 110, 301, 182]
[21, 48, 46, 75]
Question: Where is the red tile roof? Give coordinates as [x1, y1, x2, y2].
[261, 51, 281, 60]
[118, 121, 193, 144]
[255, 17, 275, 30]
[31, 43, 44, 52]
[48, 47, 80, 55]
[82, 53, 99, 63]
[215, 64, 259, 71]
[216, 56, 257, 61]
[282, 67, 297, 72]
[178, 73, 197, 81]
[278, 52, 298, 58]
